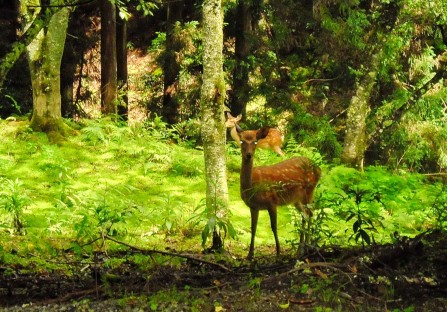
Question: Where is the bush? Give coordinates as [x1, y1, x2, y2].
[288, 109, 342, 161]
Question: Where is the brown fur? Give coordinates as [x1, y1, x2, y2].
[237, 126, 321, 259]
[225, 112, 285, 156]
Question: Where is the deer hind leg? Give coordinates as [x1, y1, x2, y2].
[267, 206, 280, 256]
[295, 202, 312, 252]
[248, 208, 260, 260]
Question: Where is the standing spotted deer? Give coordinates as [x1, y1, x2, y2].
[225, 112, 285, 156]
[237, 125, 321, 259]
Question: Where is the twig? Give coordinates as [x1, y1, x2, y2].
[270, 261, 346, 280]
[39, 286, 103, 305]
[104, 235, 232, 272]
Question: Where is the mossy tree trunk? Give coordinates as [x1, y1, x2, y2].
[341, 52, 380, 170]
[23, 1, 71, 138]
[200, 0, 229, 251]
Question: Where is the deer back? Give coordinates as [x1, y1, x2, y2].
[245, 157, 321, 208]
[256, 128, 284, 150]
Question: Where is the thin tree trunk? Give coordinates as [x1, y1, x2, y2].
[100, 0, 117, 116]
[201, 0, 229, 251]
[229, 0, 252, 118]
[163, 0, 183, 124]
[116, 12, 128, 120]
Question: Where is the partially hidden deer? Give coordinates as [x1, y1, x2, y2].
[225, 112, 285, 156]
[237, 125, 321, 259]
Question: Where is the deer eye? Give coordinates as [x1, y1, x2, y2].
[254, 141, 258, 145]
[240, 141, 244, 145]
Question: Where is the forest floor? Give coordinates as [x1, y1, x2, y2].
[1, 231, 446, 311]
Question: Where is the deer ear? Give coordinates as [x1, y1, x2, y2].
[257, 127, 270, 140]
[235, 123, 243, 134]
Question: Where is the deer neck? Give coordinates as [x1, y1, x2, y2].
[240, 156, 254, 194]
[230, 126, 240, 143]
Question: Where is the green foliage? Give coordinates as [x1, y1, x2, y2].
[288, 190, 336, 249]
[148, 194, 198, 237]
[73, 186, 137, 246]
[317, 166, 436, 246]
[3, 95, 21, 115]
[430, 182, 447, 230]
[0, 118, 443, 262]
[190, 198, 237, 250]
[0, 178, 29, 234]
[170, 118, 202, 147]
[148, 21, 203, 121]
[343, 185, 384, 246]
[288, 110, 342, 161]
[135, 0, 158, 16]
[147, 287, 207, 312]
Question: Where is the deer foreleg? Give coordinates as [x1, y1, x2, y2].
[248, 208, 260, 259]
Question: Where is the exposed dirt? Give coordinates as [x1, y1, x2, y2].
[1, 231, 447, 311]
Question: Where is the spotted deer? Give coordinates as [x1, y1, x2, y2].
[237, 125, 321, 259]
[225, 112, 285, 156]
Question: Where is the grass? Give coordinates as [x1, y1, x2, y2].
[0, 119, 444, 262]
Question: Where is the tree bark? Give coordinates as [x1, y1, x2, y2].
[24, 3, 71, 139]
[162, 0, 183, 124]
[0, 3, 52, 91]
[201, 0, 229, 251]
[341, 51, 381, 170]
[100, 0, 117, 116]
[116, 12, 128, 120]
[229, 0, 253, 118]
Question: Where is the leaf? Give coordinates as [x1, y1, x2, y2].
[314, 268, 328, 279]
[278, 301, 290, 309]
[359, 229, 371, 245]
[227, 222, 237, 239]
[346, 212, 356, 222]
[201, 224, 210, 247]
[215, 305, 225, 312]
[353, 220, 361, 233]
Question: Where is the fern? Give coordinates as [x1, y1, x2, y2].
[81, 124, 106, 145]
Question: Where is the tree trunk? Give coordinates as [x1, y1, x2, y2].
[0, 2, 52, 91]
[25, 3, 71, 139]
[229, 0, 252, 118]
[61, 28, 77, 118]
[162, 0, 183, 124]
[116, 12, 128, 120]
[100, 0, 117, 116]
[341, 52, 380, 170]
[201, 0, 229, 251]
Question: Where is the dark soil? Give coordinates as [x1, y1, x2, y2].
[1, 231, 447, 311]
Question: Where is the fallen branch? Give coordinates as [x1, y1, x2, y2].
[263, 261, 347, 283]
[104, 235, 232, 272]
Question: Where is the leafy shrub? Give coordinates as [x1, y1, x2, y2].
[72, 186, 137, 247]
[190, 198, 236, 251]
[288, 110, 342, 161]
[317, 166, 435, 246]
[0, 178, 29, 234]
[382, 121, 447, 172]
[147, 194, 198, 237]
[430, 182, 447, 230]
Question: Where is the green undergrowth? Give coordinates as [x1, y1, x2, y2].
[0, 119, 445, 270]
